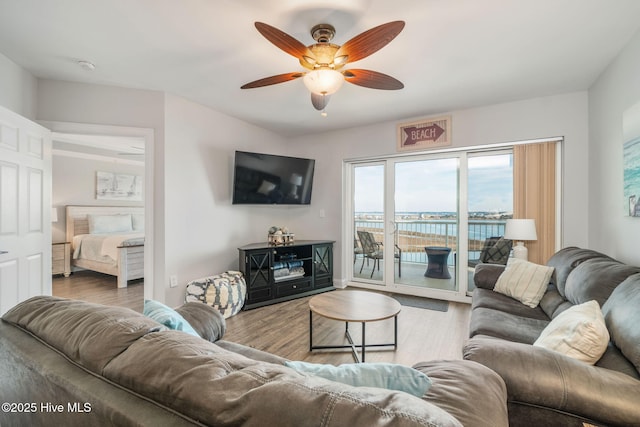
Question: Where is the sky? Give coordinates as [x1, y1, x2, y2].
[354, 154, 513, 212]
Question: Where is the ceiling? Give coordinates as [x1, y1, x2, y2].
[1, 0, 640, 138]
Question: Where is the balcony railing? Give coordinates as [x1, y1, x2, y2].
[355, 219, 507, 264]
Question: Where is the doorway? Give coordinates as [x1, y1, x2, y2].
[347, 149, 513, 303]
[42, 121, 154, 307]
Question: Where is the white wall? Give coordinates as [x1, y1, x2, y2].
[288, 92, 590, 281]
[52, 154, 145, 243]
[36, 80, 167, 300]
[0, 52, 37, 120]
[588, 29, 640, 265]
[163, 94, 291, 306]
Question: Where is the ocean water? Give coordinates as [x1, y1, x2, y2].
[624, 136, 640, 216]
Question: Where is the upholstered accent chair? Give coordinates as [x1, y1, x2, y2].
[468, 236, 512, 268]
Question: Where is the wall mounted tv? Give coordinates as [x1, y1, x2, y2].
[232, 151, 315, 205]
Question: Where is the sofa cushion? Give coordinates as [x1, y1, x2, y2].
[103, 330, 463, 427]
[564, 258, 640, 307]
[472, 288, 549, 320]
[545, 247, 613, 297]
[284, 361, 432, 397]
[143, 300, 199, 337]
[473, 263, 506, 289]
[1, 296, 163, 373]
[175, 302, 226, 342]
[602, 274, 640, 375]
[463, 334, 640, 427]
[470, 307, 549, 344]
[413, 360, 509, 427]
[493, 259, 554, 308]
[533, 300, 609, 364]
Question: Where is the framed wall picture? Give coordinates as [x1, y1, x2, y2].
[397, 115, 451, 152]
[96, 171, 143, 201]
[623, 101, 640, 217]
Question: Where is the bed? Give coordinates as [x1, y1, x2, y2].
[66, 205, 145, 288]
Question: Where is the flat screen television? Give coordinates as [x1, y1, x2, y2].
[232, 151, 315, 205]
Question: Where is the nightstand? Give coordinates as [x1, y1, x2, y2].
[52, 242, 71, 277]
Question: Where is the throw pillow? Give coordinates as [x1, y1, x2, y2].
[88, 213, 133, 234]
[143, 299, 199, 337]
[493, 258, 554, 308]
[284, 361, 432, 397]
[483, 238, 512, 265]
[533, 300, 610, 364]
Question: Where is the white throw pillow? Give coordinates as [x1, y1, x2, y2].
[88, 214, 133, 234]
[533, 300, 610, 364]
[493, 258, 554, 308]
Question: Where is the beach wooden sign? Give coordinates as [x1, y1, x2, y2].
[397, 116, 451, 151]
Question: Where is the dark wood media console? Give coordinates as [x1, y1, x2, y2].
[238, 240, 334, 309]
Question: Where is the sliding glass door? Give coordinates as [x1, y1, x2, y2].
[347, 149, 513, 301]
[393, 157, 459, 293]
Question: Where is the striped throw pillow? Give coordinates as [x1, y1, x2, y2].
[493, 259, 554, 308]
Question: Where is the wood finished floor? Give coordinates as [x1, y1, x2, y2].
[52, 270, 144, 313]
[52, 273, 471, 366]
[224, 289, 471, 366]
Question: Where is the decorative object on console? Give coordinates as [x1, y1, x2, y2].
[185, 271, 247, 319]
[268, 225, 294, 245]
[504, 218, 537, 260]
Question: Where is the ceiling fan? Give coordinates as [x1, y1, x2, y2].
[241, 20, 405, 114]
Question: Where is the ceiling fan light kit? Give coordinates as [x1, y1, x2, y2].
[241, 20, 405, 114]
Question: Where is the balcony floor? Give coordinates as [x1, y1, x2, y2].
[352, 257, 475, 293]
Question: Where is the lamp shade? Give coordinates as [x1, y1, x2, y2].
[504, 219, 537, 241]
[303, 69, 344, 95]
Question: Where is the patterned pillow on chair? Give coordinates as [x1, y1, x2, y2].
[481, 238, 512, 265]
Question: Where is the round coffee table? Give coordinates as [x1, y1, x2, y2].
[308, 290, 401, 363]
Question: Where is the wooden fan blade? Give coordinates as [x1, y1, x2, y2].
[241, 72, 304, 89]
[311, 93, 331, 110]
[335, 21, 404, 64]
[254, 22, 315, 61]
[343, 69, 404, 90]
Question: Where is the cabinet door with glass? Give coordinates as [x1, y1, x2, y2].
[313, 243, 333, 288]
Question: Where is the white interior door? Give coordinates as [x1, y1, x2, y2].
[0, 105, 52, 315]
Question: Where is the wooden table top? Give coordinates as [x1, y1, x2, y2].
[309, 290, 401, 322]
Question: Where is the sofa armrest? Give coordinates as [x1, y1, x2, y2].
[175, 302, 226, 342]
[473, 263, 506, 289]
[463, 335, 640, 426]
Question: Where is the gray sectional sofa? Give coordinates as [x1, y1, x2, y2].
[0, 295, 508, 427]
[464, 247, 640, 427]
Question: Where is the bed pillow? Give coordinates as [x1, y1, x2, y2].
[132, 213, 145, 232]
[533, 300, 609, 364]
[143, 300, 199, 337]
[493, 258, 554, 308]
[284, 361, 432, 397]
[88, 214, 133, 234]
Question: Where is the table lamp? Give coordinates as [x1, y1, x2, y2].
[504, 219, 537, 261]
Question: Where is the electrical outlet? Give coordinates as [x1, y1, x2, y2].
[319, 209, 325, 218]
[169, 275, 178, 288]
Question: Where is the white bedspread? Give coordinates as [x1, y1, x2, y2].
[73, 233, 145, 263]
